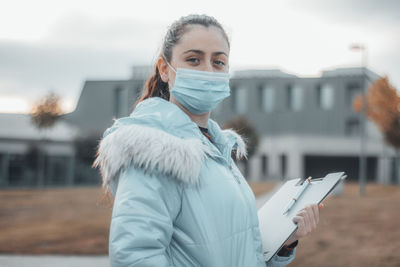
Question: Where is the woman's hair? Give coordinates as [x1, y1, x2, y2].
[133, 14, 230, 108]
[97, 15, 230, 207]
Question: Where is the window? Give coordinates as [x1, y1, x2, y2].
[9, 154, 27, 186]
[280, 154, 287, 179]
[261, 154, 268, 177]
[51, 156, 68, 185]
[346, 82, 361, 107]
[345, 118, 360, 136]
[287, 85, 302, 111]
[114, 86, 125, 118]
[260, 86, 274, 112]
[234, 87, 247, 114]
[317, 84, 334, 110]
[390, 157, 398, 184]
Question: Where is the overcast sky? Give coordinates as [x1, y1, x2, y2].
[1, 0, 399, 113]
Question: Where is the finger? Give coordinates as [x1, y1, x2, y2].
[309, 204, 318, 230]
[292, 216, 301, 224]
[299, 210, 309, 235]
[292, 215, 304, 229]
[304, 206, 313, 234]
[293, 216, 305, 238]
[293, 213, 305, 227]
[318, 203, 325, 211]
[312, 204, 320, 225]
[296, 208, 307, 216]
[307, 205, 316, 233]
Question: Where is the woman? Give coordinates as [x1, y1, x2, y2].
[94, 14, 322, 267]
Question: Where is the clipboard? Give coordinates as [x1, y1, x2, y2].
[257, 172, 347, 261]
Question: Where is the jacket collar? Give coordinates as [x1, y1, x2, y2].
[132, 97, 247, 163]
[93, 97, 247, 194]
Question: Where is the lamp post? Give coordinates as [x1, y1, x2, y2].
[349, 43, 367, 196]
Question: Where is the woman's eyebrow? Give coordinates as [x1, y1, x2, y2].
[183, 49, 204, 55]
[213, 51, 228, 57]
[183, 49, 228, 57]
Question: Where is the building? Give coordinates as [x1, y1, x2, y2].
[63, 66, 152, 137]
[0, 113, 78, 187]
[63, 66, 399, 184]
[215, 67, 396, 184]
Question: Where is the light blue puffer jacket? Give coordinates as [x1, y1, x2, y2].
[94, 96, 296, 267]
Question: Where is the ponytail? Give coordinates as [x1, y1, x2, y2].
[134, 64, 169, 109]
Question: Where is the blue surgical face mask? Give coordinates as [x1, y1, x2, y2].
[166, 61, 231, 115]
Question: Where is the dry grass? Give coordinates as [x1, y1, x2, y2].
[0, 187, 112, 254]
[288, 182, 400, 267]
[0, 182, 399, 266]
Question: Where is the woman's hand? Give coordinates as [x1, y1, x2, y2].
[284, 203, 324, 246]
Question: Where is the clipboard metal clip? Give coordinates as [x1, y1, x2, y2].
[296, 176, 322, 186]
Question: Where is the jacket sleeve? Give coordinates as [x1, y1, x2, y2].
[253, 221, 296, 267]
[108, 165, 182, 267]
[265, 248, 296, 267]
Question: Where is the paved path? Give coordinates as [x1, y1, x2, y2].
[0, 255, 109, 267]
[0, 189, 281, 267]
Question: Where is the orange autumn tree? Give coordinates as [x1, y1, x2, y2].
[29, 91, 64, 187]
[30, 91, 63, 129]
[353, 76, 400, 182]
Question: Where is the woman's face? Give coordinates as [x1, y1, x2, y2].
[158, 24, 230, 88]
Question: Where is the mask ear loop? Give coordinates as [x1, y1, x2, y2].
[161, 55, 177, 73]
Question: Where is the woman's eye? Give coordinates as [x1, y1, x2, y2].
[187, 58, 199, 63]
[214, 60, 225, 66]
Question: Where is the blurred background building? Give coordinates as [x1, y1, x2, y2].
[0, 113, 77, 187]
[217, 67, 394, 184]
[66, 65, 398, 184]
[0, 65, 398, 187]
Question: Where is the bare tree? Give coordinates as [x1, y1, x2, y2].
[223, 116, 259, 179]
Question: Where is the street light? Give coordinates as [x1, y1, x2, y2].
[349, 43, 368, 196]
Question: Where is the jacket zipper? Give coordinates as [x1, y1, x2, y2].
[200, 136, 241, 185]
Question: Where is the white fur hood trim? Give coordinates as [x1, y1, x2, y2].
[93, 123, 247, 193]
[222, 128, 248, 161]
